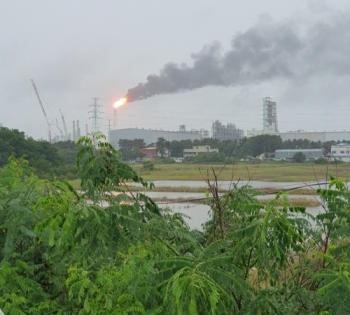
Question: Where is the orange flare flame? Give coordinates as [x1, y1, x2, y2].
[114, 97, 127, 108]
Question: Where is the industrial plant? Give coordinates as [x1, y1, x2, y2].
[211, 120, 244, 141]
[32, 85, 350, 146]
[247, 96, 350, 142]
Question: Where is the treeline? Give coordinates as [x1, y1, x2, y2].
[0, 126, 79, 179]
[118, 135, 342, 161]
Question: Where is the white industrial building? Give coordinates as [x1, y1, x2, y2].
[247, 96, 278, 137]
[263, 96, 278, 134]
[109, 128, 202, 149]
[330, 143, 350, 162]
[275, 149, 324, 160]
[279, 131, 350, 142]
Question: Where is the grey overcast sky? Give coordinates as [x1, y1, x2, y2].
[1, 0, 350, 140]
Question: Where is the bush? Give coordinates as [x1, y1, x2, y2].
[159, 158, 176, 164]
[314, 157, 328, 164]
[143, 161, 154, 171]
[189, 152, 226, 163]
[292, 152, 306, 163]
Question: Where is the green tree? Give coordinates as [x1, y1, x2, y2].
[118, 138, 146, 161]
[292, 151, 306, 163]
[143, 160, 154, 171]
[168, 139, 193, 157]
[156, 137, 168, 158]
[53, 140, 79, 164]
[239, 134, 283, 158]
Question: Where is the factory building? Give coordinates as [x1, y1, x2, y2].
[275, 149, 324, 160]
[263, 96, 278, 134]
[247, 96, 278, 137]
[212, 120, 244, 141]
[109, 128, 202, 149]
[330, 143, 350, 162]
[278, 131, 350, 142]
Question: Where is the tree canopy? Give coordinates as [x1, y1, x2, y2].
[118, 138, 146, 161]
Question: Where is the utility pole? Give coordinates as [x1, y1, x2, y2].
[89, 98, 102, 133]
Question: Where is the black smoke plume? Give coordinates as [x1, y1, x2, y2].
[126, 12, 350, 102]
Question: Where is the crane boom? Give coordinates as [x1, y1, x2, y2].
[60, 109, 68, 140]
[31, 79, 51, 142]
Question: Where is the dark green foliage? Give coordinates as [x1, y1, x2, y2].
[168, 139, 193, 157]
[159, 157, 176, 164]
[188, 151, 226, 163]
[143, 160, 155, 170]
[2, 132, 350, 314]
[292, 151, 306, 163]
[0, 126, 63, 167]
[156, 137, 169, 159]
[118, 138, 146, 161]
[239, 134, 283, 158]
[0, 126, 80, 181]
[53, 140, 79, 164]
[314, 157, 328, 164]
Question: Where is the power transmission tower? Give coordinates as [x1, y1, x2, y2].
[89, 98, 102, 133]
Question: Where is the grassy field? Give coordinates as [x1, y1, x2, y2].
[131, 162, 350, 182]
[68, 162, 350, 197]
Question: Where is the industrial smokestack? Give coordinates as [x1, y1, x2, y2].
[77, 120, 81, 139]
[125, 12, 350, 102]
[73, 121, 76, 142]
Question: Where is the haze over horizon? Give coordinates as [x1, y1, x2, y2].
[1, 1, 350, 140]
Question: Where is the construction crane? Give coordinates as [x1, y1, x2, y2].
[60, 109, 69, 141]
[31, 79, 51, 142]
[55, 119, 64, 141]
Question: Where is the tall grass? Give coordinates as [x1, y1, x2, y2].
[131, 162, 350, 182]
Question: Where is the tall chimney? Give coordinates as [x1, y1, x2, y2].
[73, 121, 76, 142]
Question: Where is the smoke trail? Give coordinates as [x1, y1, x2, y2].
[126, 11, 350, 102]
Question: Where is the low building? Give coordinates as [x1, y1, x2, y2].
[183, 146, 218, 158]
[275, 149, 323, 160]
[140, 147, 170, 160]
[278, 131, 350, 142]
[330, 143, 350, 162]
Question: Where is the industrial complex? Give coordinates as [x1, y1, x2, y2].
[247, 97, 350, 143]
[31, 85, 350, 146]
